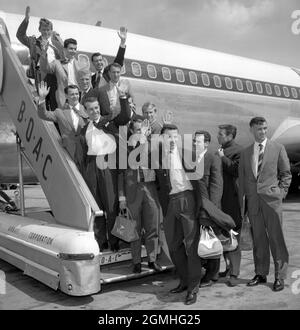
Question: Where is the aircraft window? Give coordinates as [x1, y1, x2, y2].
[147, 64, 157, 79]
[162, 67, 171, 81]
[246, 81, 253, 92]
[189, 71, 198, 84]
[176, 69, 185, 83]
[201, 73, 210, 86]
[131, 62, 142, 77]
[291, 88, 298, 98]
[213, 75, 222, 88]
[225, 77, 233, 89]
[236, 79, 243, 91]
[265, 84, 272, 95]
[256, 82, 263, 94]
[283, 87, 290, 97]
[274, 85, 281, 96]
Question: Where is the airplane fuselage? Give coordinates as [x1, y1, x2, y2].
[1, 12, 300, 184]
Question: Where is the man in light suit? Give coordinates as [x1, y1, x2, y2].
[40, 38, 81, 109]
[16, 6, 64, 110]
[37, 82, 88, 160]
[239, 117, 291, 292]
[87, 62, 133, 128]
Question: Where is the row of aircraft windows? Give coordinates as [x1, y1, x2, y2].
[128, 61, 299, 99]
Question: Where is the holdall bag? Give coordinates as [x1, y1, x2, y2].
[197, 225, 223, 259]
[111, 208, 139, 243]
[240, 214, 253, 251]
[221, 229, 239, 252]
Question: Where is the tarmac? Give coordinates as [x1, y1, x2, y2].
[0, 185, 300, 310]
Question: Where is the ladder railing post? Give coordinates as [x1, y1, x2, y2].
[16, 134, 25, 216]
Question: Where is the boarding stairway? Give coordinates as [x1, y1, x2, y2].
[0, 20, 172, 295]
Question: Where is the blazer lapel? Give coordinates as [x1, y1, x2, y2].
[248, 144, 256, 179]
[62, 104, 75, 132]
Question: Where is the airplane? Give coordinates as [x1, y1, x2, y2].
[0, 10, 300, 296]
[1, 11, 300, 189]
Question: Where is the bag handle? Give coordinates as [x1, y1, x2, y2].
[119, 207, 134, 222]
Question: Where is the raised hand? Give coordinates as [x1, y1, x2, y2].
[162, 110, 173, 124]
[141, 119, 151, 137]
[38, 81, 50, 100]
[25, 6, 30, 21]
[118, 26, 127, 46]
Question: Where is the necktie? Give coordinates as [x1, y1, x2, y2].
[135, 141, 145, 182]
[257, 143, 264, 177]
[95, 72, 101, 87]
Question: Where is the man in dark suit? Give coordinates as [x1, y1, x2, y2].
[194, 131, 223, 288]
[118, 118, 162, 273]
[239, 117, 292, 292]
[91, 27, 127, 89]
[155, 124, 203, 305]
[217, 124, 243, 287]
[37, 82, 88, 160]
[16, 6, 63, 110]
[76, 96, 131, 252]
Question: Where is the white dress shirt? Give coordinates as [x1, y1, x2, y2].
[70, 103, 80, 131]
[169, 146, 193, 195]
[252, 138, 267, 178]
[67, 58, 77, 85]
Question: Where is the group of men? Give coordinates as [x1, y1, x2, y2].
[16, 7, 292, 306]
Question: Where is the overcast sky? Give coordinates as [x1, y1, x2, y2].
[1, 0, 300, 68]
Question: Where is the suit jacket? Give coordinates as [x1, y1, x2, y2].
[91, 46, 126, 89]
[238, 139, 292, 216]
[155, 142, 201, 217]
[40, 55, 82, 109]
[220, 140, 243, 228]
[84, 81, 132, 128]
[16, 18, 64, 80]
[37, 102, 88, 159]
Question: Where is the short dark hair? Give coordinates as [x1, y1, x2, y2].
[64, 85, 79, 94]
[218, 124, 237, 139]
[249, 117, 267, 127]
[84, 97, 99, 107]
[109, 62, 122, 71]
[194, 130, 211, 143]
[129, 116, 144, 132]
[91, 52, 102, 62]
[39, 18, 53, 30]
[64, 38, 77, 48]
[161, 124, 178, 134]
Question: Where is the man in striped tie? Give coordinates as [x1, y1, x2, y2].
[238, 117, 292, 292]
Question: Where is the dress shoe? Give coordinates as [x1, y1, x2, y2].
[247, 275, 267, 287]
[227, 275, 239, 287]
[200, 279, 213, 288]
[273, 279, 284, 292]
[148, 262, 163, 272]
[219, 268, 230, 278]
[133, 263, 142, 273]
[185, 292, 197, 305]
[99, 242, 109, 252]
[169, 284, 188, 294]
[110, 242, 119, 252]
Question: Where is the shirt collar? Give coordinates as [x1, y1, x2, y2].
[254, 138, 267, 149]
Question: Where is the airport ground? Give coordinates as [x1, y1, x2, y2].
[0, 186, 300, 310]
